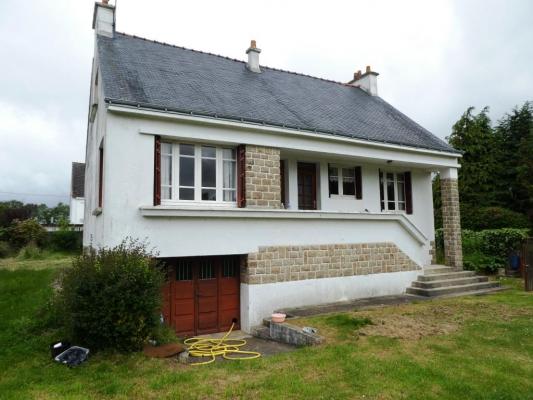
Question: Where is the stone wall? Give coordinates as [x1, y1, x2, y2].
[241, 242, 420, 284]
[429, 240, 437, 265]
[244, 145, 281, 209]
[441, 178, 463, 269]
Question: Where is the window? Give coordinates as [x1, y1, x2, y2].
[160, 142, 237, 203]
[328, 165, 362, 198]
[379, 171, 407, 212]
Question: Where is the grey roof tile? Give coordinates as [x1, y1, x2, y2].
[97, 33, 458, 154]
[71, 162, 85, 198]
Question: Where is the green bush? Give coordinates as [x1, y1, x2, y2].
[55, 239, 164, 352]
[9, 219, 47, 249]
[0, 241, 11, 258]
[17, 242, 45, 260]
[461, 206, 530, 230]
[480, 228, 529, 260]
[435, 227, 529, 273]
[48, 230, 82, 252]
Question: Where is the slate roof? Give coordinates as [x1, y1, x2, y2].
[97, 32, 458, 154]
[71, 162, 85, 198]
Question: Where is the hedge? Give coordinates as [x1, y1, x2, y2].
[435, 228, 530, 272]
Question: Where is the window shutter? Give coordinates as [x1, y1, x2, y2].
[379, 169, 384, 211]
[237, 144, 246, 208]
[280, 159, 286, 207]
[153, 136, 161, 206]
[355, 166, 362, 199]
[98, 146, 104, 208]
[404, 171, 413, 214]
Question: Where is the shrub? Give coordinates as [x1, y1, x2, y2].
[0, 241, 11, 258]
[461, 206, 530, 230]
[9, 219, 47, 248]
[49, 230, 82, 252]
[480, 228, 529, 260]
[17, 242, 45, 260]
[435, 227, 529, 273]
[55, 239, 164, 352]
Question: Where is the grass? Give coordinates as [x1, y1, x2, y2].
[0, 259, 532, 399]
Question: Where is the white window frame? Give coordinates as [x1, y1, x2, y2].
[380, 170, 406, 212]
[161, 142, 237, 207]
[328, 164, 357, 198]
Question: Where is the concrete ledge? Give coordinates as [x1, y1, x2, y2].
[140, 206, 427, 244]
[268, 320, 324, 346]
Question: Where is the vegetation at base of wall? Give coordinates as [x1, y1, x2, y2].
[52, 238, 164, 352]
[435, 228, 529, 272]
[433, 102, 533, 230]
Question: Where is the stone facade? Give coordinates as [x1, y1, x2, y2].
[245, 145, 281, 209]
[441, 178, 463, 269]
[241, 242, 420, 284]
[429, 240, 437, 264]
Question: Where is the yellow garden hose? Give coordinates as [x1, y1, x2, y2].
[183, 323, 261, 365]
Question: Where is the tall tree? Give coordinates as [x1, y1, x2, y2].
[447, 106, 500, 208]
[495, 102, 533, 218]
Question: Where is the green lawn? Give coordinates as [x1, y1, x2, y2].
[0, 257, 532, 399]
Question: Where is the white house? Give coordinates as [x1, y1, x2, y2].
[84, 1, 470, 335]
[69, 162, 85, 225]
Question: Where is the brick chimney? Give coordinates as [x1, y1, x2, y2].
[348, 66, 379, 96]
[92, 0, 115, 38]
[246, 40, 261, 73]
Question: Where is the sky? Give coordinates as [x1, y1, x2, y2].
[0, 0, 532, 206]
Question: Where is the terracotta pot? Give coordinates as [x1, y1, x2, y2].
[271, 313, 286, 323]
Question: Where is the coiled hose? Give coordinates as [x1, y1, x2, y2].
[183, 323, 261, 365]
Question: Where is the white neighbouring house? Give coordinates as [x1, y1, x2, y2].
[84, 1, 464, 335]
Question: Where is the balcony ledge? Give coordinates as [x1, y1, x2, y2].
[139, 206, 428, 245]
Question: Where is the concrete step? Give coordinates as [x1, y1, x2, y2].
[406, 281, 500, 297]
[251, 326, 271, 340]
[412, 276, 488, 289]
[423, 265, 455, 275]
[418, 270, 476, 282]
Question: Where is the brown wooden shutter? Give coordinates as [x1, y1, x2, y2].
[153, 136, 161, 206]
[98, 146, 104, 208]
[404, 171, 413, 214]
[280, 159, 286, 207]
[237, 144, 246, 208]
[355, 166, 362, 199]
[379, 169, 384, 211]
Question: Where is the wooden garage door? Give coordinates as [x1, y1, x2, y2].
[162, 256, 240, 337]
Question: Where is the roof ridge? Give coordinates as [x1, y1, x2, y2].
[113, 31, 356, 89]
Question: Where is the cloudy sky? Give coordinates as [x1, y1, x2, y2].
[0, 0, 532, 206]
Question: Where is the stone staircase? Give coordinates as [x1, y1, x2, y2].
[406, 265, 501, 297]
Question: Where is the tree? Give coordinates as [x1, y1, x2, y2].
[495, 102, 533, 220]
[447, 107, 500, 206]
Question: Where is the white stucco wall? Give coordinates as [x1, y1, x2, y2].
[69, 197, 85, 225]
[83, 106, 451, 258]
[240, 270, 419, 331]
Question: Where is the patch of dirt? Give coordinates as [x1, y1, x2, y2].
[354, 301, 533, 340]
[358, 314, 458, 340]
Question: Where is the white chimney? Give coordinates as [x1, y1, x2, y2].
[348, 66, 379, 96]
[92, 0, 115, 38]
[246, 40, 261, 73]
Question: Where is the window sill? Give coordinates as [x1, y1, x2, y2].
[160, 201, 237, 209]
[140, 206, 427, 244]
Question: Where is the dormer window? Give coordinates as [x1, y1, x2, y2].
[160, 142, 236, 204]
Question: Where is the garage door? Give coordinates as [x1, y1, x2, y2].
[161, 255, 241, 336]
